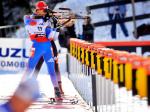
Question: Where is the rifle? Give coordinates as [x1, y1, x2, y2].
[32, 7, 88, 29]
[46, 8, 88, 28]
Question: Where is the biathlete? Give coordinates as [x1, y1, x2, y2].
[23, 1, 62, 99]
[32, 1, 64, 94]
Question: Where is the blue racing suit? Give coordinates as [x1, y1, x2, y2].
[23, 15, 59, 87]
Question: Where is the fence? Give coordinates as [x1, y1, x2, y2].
[0, 25, 19, 37]
[68, 38, 150, 112]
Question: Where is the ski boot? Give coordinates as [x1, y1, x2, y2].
[54, 87, 62, 101]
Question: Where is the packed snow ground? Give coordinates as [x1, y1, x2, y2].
[0, 74, 93, 112]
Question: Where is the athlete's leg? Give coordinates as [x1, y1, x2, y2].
[43, 46, 58, 87]
[51, 40, 61, 81]
[51, 40, 64, 94]
[33, 56, 44, 77]
[54, 59, 64, 94]
[43, 47, 61, 98]
[22, 46, 43, 81]
[46, 26, 61, 83]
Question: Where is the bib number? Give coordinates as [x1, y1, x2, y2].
[38, 26, 42, 31]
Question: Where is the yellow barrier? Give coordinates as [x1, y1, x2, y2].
[103, 49, 114, 79]
[96, 48, 104, 74]
[136, 58, 150, 98]
[69, 38, 150, 106]
[84, 43, 92, 67]
[116, 51, 129, 87]
[96, 48, 107, 76]
[89, 45, 105, 70]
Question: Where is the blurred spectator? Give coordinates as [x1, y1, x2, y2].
[82, 16, 94, 42]
[15, 18, 28, 38]
[75, 18, 84, 39]
[59, 19, 76, 50]
[15, 27, 29, 38]
[106, 0, 129, 39]
[134, 23, 150, 39]
[64, 20, 77, 39]
[0, 78, 39, 112]
[2, 0, 31, 25]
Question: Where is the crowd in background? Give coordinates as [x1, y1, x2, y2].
[1, 0, 150, 44]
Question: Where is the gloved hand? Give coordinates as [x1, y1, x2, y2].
[0, 78, 40, 112]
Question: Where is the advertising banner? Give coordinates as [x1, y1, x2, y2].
[0, 38, 32, 72]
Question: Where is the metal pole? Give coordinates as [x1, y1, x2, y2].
[91, 72, 98, 112]
[131, 0, 138, 39]
[66, 53, 70, 76]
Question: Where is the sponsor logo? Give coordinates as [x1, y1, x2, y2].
[0, 47, 29, 70]
[48, 58, 54, 63]
[0, 60, 26, 68]
[0, 48, 29, 58]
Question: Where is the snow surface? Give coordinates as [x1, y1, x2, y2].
[0, 74, 93, 112]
